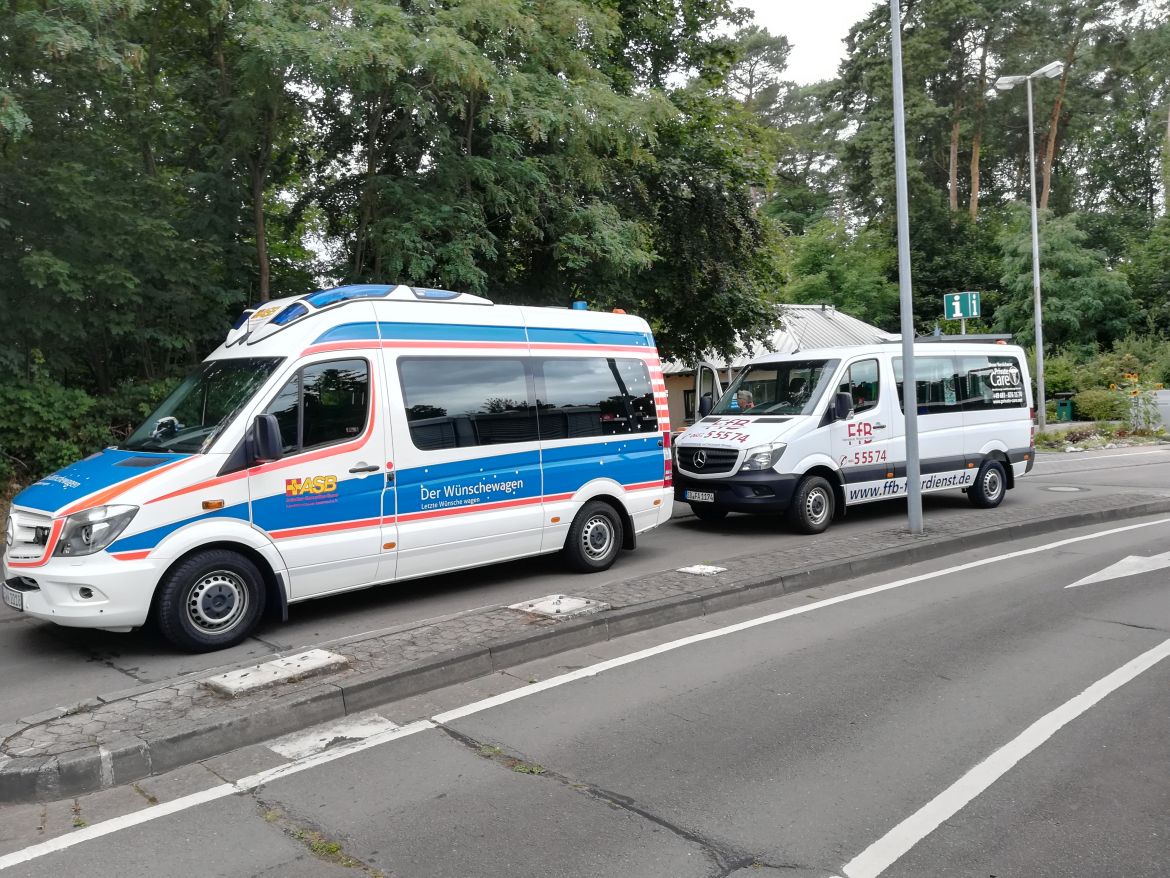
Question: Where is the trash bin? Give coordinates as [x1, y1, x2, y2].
[1055, 394, 1074, 422]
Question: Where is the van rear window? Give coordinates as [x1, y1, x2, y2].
[894, 355, 1027, 414]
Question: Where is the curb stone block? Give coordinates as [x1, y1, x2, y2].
[106, 737, 152, 786]
[340, 648, 493, 714]
[0, 756, 55, 804]
[605, 595, 704, 639]
[144, 685, 345, 775]
[487, 617, 609, 668]
[55, 747, 104, 799]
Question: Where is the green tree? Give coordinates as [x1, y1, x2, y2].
[995, 206, 1134, 348]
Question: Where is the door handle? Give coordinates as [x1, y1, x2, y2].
[872, 423, 887, 430]
[349, 464, 380, 474]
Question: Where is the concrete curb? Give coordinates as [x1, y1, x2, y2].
[4, 497, 1170, 803]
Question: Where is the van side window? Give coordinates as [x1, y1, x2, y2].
[262, 359, 369, 453]
[958, 355, 1027, 410]
[399, 358, 537, 450]
[839, 359, 880, 414]
[893, 357, 960, 415]
[537, 357, 658, 437]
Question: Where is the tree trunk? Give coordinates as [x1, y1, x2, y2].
[948, 102, 961, 212]
[251, 161, 270, 302]
[968, 35, 990, 220]
[353, 92, 387, 278]
[1039, 31, 1083, 211]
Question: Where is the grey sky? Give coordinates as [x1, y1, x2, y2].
[739, 0, 879, 84]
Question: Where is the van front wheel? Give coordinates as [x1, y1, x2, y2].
[787, 475, 835, 534]
[155, 549, 267, 652]
[968, 460, 1006, 509]
[564, 501, 624, 572]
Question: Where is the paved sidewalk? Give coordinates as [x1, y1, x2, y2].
[3, 490, 1170, 804]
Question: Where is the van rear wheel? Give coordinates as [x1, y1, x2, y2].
[563, 501, 624, 572]
[155, 549, 266, 652]
[968, 460, 1006, 509]
[787, 475, 835, 534]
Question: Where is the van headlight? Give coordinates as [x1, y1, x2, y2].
[54, 505, 138, 557]
[739, 443, 786, 472]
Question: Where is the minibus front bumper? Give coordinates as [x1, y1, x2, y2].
[2, 555, 157, 631]
[674, 470, 800, 514]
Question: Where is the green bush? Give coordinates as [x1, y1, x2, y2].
[1076, 351, 1147, 392]
[0, 376, 174, 484]
[1073, 388, 1128, 421]
[1042, 351, 1079, 395]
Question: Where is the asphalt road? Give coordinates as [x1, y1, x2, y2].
[1, 445, 1168, 724]
[3, 510, 1168, 876]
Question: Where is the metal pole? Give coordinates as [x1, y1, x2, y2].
[961, 317, 966, 336]
[889, 0, 923, 534]
[1026, 75, 1047, 431]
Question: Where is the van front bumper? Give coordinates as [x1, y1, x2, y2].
[674, 470, 800, 514]
[2, 555, 158, 631]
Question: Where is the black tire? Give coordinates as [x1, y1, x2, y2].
[563, 500, 625, 572]
[155, 549, 267, 652]
[689, 503, 728, 522]
[968, 460, 1006, 509]
[786, 475, 835, 535]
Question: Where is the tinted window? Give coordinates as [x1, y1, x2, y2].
[839, 359, 880, 414]
[959, 355, 1027, 410]
[894, 357, 960, 415]
[121, 358, 283, 454]
[263, 359, 369, 453]
[537, 357, 658, 438]
[399, 358, 537, 450]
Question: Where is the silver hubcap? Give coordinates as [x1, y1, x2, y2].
[984, 469, 1002, 499]
[187, 570, 248, 635]
[806, 487, 830, 526]
[580, 515, 615, 561]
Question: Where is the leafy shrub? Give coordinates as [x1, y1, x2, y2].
[1042, 350, 1079, 395]
[1076, 351, 1147, 393]
[1072, 388, 1128, 421]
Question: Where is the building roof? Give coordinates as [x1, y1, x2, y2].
[662, 305, 897, 375]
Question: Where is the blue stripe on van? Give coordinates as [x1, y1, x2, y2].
[396, 451, 542, 516]
[526, 327, 653, 348]
[107, 503, 250, 553]
[315, 321, 381, 342]
[541, 436, 662, 496]
[313, 322, 654, 348]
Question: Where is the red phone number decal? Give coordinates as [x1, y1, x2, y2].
[840, 449, 887, 466]
[690, 417, 753, 444]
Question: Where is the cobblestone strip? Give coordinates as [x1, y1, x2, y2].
[2, 492, 1168, 803]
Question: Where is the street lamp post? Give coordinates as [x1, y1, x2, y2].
[995, 60, 1064, 432]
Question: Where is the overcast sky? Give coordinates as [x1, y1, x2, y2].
[738, 0, 880, 84]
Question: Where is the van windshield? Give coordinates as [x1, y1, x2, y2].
[711, 359, 839, 417]
[121, 358, 284, 454]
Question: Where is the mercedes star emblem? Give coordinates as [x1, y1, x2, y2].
[693, 450, 707, 469]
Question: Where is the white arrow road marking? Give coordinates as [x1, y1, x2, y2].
[1066, 549, 1170, 589]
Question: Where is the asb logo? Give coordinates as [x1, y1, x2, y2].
[285, 475, 338, 496]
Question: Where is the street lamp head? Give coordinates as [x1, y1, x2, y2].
[1033, 60, 1064, 79]
[994, 75, 1026, 91]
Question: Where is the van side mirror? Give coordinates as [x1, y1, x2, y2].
[832, 391, 853, 422]
[250, 414, 284, 464]
[698, 394, 713, 417]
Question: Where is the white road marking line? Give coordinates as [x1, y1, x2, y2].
[268, 712, 399, 760]
[1035, 449, 1170, 465]
[0, 721, 435, 871]
[3, 515, 1169, 870]
[1066, 549, 1170, 589]
[841, 636, 1170, 878]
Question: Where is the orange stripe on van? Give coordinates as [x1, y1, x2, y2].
[63, 457, 193, 516]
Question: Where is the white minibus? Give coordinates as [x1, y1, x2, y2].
[3, 285, 673, 650]
[674, 340, 1034, 532]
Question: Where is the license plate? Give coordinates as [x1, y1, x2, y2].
[685, 490, 715, 503]
[2, 586, 23, 612]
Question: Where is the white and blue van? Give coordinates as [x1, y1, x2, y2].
[674, 340, 1035, 533]
[2, 285, 673, 651]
